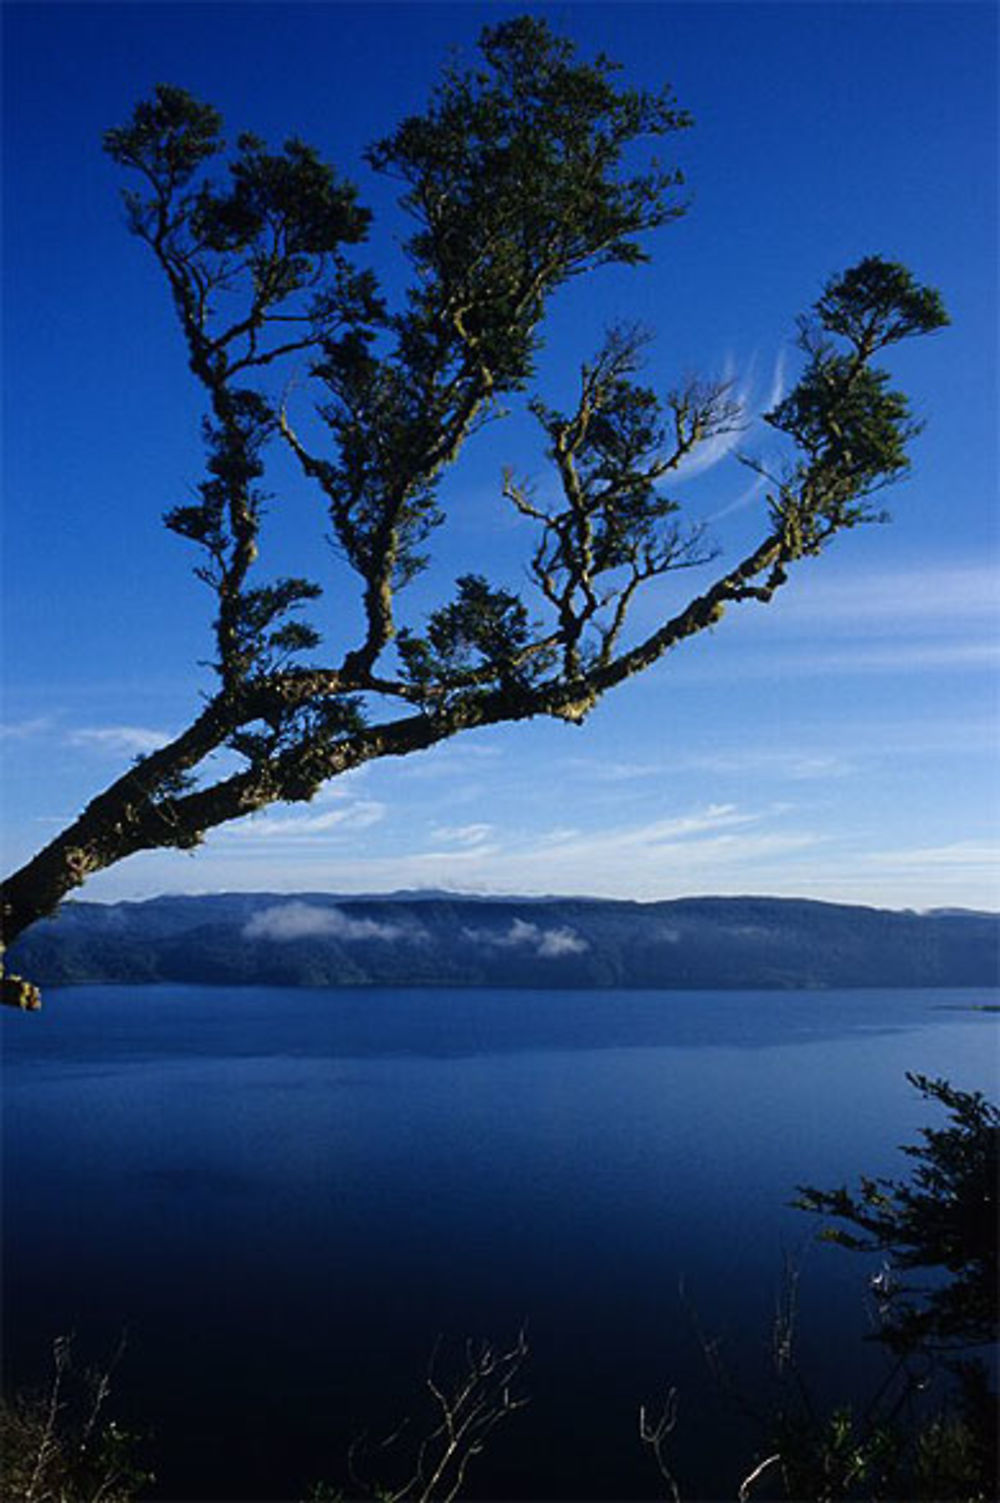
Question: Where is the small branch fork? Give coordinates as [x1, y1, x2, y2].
[639, 1387, 682, 1503]
[639, 1380, 780, 1503]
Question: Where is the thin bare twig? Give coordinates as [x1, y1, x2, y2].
[638, 1387, 681, 1503]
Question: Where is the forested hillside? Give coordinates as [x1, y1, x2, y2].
[7, 892, 997, 991]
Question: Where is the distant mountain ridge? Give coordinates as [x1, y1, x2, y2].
[7, 892, 998, 991]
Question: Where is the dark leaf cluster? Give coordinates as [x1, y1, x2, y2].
[397, 574, 547, 697]
[816, 256, 950, 352]
[367, 15, 690, 390]
[104, 83, 222, 188]
[761, 259, 949, 545]
[192, 134, 369, 266]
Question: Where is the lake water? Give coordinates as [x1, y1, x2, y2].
[2, 985, 997, 1501]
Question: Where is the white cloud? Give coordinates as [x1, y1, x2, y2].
[462, 917, 589, 958]
[564, 749, 856, 783]
[0, 716, 54, 741]
[795, 641, 998, 674]
[674, 348, 786, 487]
[244, 901, 423, 943]
[672, 355, 746, 483]
[611, 802, 754, 847]
[864, 839, 1000, 871]
[68, 725, 172, 754]
[668, 635, 998, 684]
[764, 345, 787, 413]
[563, 757, 663, 783]
[836, 713, 997, 760]
[227, 799, 386, 840]
[432, 823, 495, 847]
[685, 750, 856, 781]
[476, 825, 819, 900]
[706, 469, 768, 523]
[780, 563, 999, 627]
[410, 804, 818, 902]
[395, 742, 503, 781]
[536, 825, 584, 846]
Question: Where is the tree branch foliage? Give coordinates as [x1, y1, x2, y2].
[1, 17, 948, 982]
[796, 1074, 998, 1357]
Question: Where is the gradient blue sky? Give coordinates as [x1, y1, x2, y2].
[3, 1, 998, 911]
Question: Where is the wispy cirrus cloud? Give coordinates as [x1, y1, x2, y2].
[306, 822, 820, 903]
[0, 715, 56, 741]
[667, 634, 998, 685]
[672, 357, 747, 483]
[562, 757, 664, 783]
[374, 804, 817, 900]
[674, 348, 787, 486]
[757, 640, 997, 677]
[863, 838, 1000, 872]
[395, 743, 503, 781]
[696, 750, 854, 780]
[432, 822, 496, 847]
[68, 725, 172, 755]
[184, 801, 808, 902]
[705, 468, 769, 523]
[227, 799, 386, 840]
[777, 563, 999, 627]
[594, 801, 756, 847]
[562, 749, 856, 783]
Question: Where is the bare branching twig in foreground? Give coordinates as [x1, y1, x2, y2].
[349, 1329, 529, 1503]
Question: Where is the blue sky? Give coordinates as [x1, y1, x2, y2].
[2, 1, 997, 911]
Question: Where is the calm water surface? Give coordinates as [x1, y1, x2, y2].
[3, 985, 997, 1500]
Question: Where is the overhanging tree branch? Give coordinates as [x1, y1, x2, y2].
[1, 18, 948, 1006]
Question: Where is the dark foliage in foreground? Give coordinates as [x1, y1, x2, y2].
[0, 1336, 152, 1503]
[775, 1075, 999, 1502]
